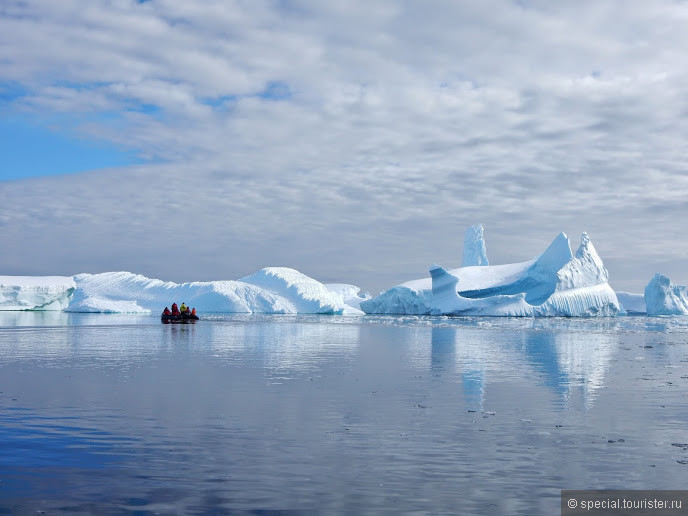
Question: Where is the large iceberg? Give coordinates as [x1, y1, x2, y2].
[644, 273, 688, 316]
[361, 229, 620, 317]
[0, 276, 75, 310]
[67, 267, 363, 315]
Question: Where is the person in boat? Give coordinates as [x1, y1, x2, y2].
[180, 302, 187, 314]
[163, 307, 171, 316]
[171, 303, 180, 315]
[191, 308, 196, 317]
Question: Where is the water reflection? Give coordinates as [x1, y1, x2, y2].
[0, 314, 685, 514]
[0, 310, 69, 327]
[206, 317, 360, 381]
[431, 327, 486, 410]
[428, 319, 619, 409]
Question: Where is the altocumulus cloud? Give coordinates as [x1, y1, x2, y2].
[0, 0, 687, 293]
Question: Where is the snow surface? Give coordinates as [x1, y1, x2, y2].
[462, 224, 489, 266]
[361, 230, 620, 317]
[616, 291, 646, 314]
[67, 268, 363, 315]
[644, 273, 688, 316]
[0, 276, 75, 310]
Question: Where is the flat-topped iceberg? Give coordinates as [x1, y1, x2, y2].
[67, 268, 363, 315]
[644, 273, 688, 316]
[361, 229, 620, 317]
[0, 276, 76, 310]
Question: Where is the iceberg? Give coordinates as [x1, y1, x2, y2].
[533, 232, 619, 317]
[67, 268, 362, 315]
[0, 276, 75, 310]
[361, 228, 620, 317]
[644, 273, 688, 316]
[462, 224, 489, 266]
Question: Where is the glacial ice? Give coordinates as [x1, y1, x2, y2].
[67, 268, 362, 314]
[644, 273, 688, 316]
[462, 224, 489, 266]
[0, 276, 75, 310]
[361, 229, 620, 317]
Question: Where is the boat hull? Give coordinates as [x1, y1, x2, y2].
[161, 314, 199, 324]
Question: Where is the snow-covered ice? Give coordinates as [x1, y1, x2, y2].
[361, 229, 620, 317]
[67, 268, 363, 315]
[644, 273, 688, 316]
[0, 276, 75, 310]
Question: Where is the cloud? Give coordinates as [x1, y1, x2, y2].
[1, 0, 688, 293]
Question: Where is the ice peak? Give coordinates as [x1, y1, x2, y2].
[580, 231, 590, 247]
[534, 232, 573, 274]
[462, 224, 489, 267]
[555, 232, 609, 291]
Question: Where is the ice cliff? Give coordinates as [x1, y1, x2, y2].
[0, 276, 75, 310]
[67, 268, 363, 315]
[644, 273, 688, 316]
[360, 229, 620, 317]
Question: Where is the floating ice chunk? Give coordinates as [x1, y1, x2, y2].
[0, 276, 75, 310]
[644, 274, 688, 316]
[462, 224, 489, 266]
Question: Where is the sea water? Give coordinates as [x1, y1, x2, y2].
[1, 313, 687, 514]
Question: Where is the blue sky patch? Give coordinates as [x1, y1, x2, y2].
[259, 81, 292, 101]
[0, 120, 140, 181]
[0, 82, 28, 104]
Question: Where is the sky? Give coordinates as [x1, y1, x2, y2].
[1, 0, 687, 295]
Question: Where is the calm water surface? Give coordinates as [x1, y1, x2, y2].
[1, 313, 688, 514]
